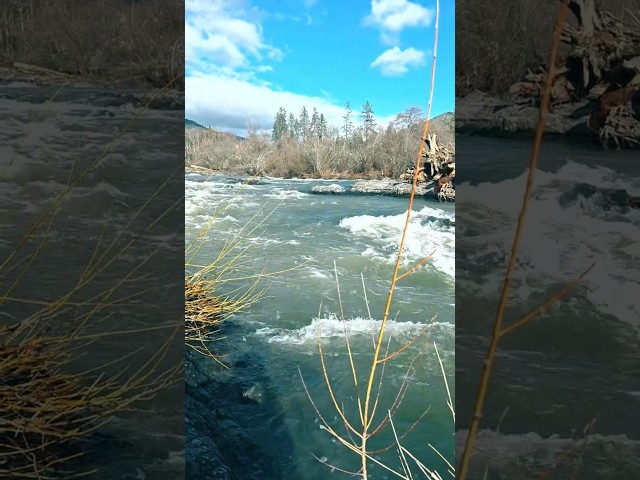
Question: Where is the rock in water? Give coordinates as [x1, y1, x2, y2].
[350, 178, 428, 196]
[311, 184, 345, 194]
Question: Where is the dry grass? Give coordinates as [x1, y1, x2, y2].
[0, 79, 183, 477]
[1, 0, 184, 89]
[299, 3, 454, 478]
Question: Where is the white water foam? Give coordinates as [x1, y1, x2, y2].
[455, 429, 640, 474]
[458, 160, 640, 326]
[339, 206, 455, 278]
[264, 189, 309, 200]
[256, 314, 454, 345]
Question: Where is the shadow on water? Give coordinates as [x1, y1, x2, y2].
[185, 320, 302, 480]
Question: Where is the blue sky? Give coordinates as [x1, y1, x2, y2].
[185, 0, 454, 136]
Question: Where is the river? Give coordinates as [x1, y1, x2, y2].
[186, 174, 456, 479]
[455, 135, 640, 478]
[0, 80, 185, 478]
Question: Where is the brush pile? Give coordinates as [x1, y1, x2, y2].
[508, 0, 640, 147]
[398, 132, 455, 201]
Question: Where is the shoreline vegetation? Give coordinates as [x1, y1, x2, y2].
[457, 0, 640, 148]
[1, 0, 184, 91]
[186, 104, 455, 198]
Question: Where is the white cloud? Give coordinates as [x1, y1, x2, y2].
[187, 73, 349, 136]
[186, 72, 398, 137]
[185, 0, 282, 72]
[185, 0, 398, 136]
[304, 0, 319, 6]
[370, 46, 426, 76]
[364, 0, 433, 45]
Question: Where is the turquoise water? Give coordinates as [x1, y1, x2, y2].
[186, 174, 455, 479]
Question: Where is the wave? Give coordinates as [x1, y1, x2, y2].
[256, 314, 454, 345]
[455, 429, 640, 477]
[263, 189, 310, 200]
[339, 206, 455, 278]
[457, 160, 640, 326]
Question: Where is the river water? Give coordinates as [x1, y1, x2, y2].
[455, 135, 640, 478]
[186, 174, 456, 478]
[0, 81, 185, 478]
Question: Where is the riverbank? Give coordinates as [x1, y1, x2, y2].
[0, 63, 184, 108]
[456, 91, 595, 139]
[186, 166, 454, 201]
[186, 345, 281, 480]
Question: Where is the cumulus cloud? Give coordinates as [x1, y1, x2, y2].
[185, 0, 398, 136]
[364, 0, 433, 45]
[370, 46, 426, 76]
[187, 74, 347, 136]
[186, 72, 397, 137]
[185, 0, 282, 72]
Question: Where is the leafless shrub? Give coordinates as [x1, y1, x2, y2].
[1, 0, 184, 89]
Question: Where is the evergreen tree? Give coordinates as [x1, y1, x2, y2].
[342, 101, 353, 140]
[318, 113, 328, 140]
[299, 106, 310, 141]
[361, 101, 377, 140]
[310, 107, 320, 139]
[288, 112, 299, 140]
[272, 107, 288, 141]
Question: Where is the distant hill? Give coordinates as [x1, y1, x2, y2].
[185, 118, 246, 141]
[185, 118, 207, 129]
[432, 111, 453, 123]
[431, 111, 454, 128]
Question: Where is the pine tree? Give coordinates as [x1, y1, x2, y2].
[310, 107, 320, 139]
[299, 106, 310, 141]
[288, 112, 299, 140]
[318, 113, 328, 140]
[342, 101, 353, 140]
[272, 107, 288, 141]
[361, 101, 377, 140]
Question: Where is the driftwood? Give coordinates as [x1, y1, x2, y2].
[508, 0, 640, 148]
[397, 132, 455, 201]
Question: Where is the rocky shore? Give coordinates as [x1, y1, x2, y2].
[455, 91, 594, 138]
[185, 343, 285, 480]
[311, 178, 436, 198]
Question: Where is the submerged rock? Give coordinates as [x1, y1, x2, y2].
[185, 349, 283, 480]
